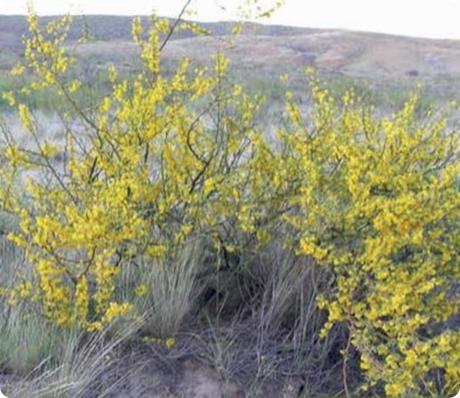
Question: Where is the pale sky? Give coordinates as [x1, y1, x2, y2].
[2, 0, 460, 39]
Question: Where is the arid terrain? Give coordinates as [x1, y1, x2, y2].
[2, 15, 460, 107]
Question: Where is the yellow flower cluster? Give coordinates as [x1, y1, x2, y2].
[280, 78, 459, 397]
[0, 13, 270, 332]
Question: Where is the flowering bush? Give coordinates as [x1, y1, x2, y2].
[0, 12, 458, 397]
[0, 14, 272, 330]
[279, 76, 460, 396]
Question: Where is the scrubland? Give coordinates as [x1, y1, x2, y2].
[0, 12, 458, 398]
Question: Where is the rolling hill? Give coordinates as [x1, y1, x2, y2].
[1, 15, 460, 107]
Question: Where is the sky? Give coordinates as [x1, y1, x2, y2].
[2, 0, 460, 39]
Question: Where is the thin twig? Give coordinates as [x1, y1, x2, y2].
[159, 0, 194, 52]
[343, 328, 352, 398]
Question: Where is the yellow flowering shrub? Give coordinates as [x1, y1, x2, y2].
[0, 14, 272, 330]
[279, 74, 460, 396]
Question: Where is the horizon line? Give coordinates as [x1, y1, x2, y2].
[1, 13, 459, 41]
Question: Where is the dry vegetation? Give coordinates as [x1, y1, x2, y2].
[0, 10, 458, 398]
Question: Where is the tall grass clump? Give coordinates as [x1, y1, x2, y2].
[119, 241, 204, 339]
[5, 323, 140, 398]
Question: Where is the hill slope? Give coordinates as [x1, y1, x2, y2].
[1, 15, 460, 106]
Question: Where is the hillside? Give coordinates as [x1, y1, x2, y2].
[1, 15, 460, 108]
[2, 15, 460, 77]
